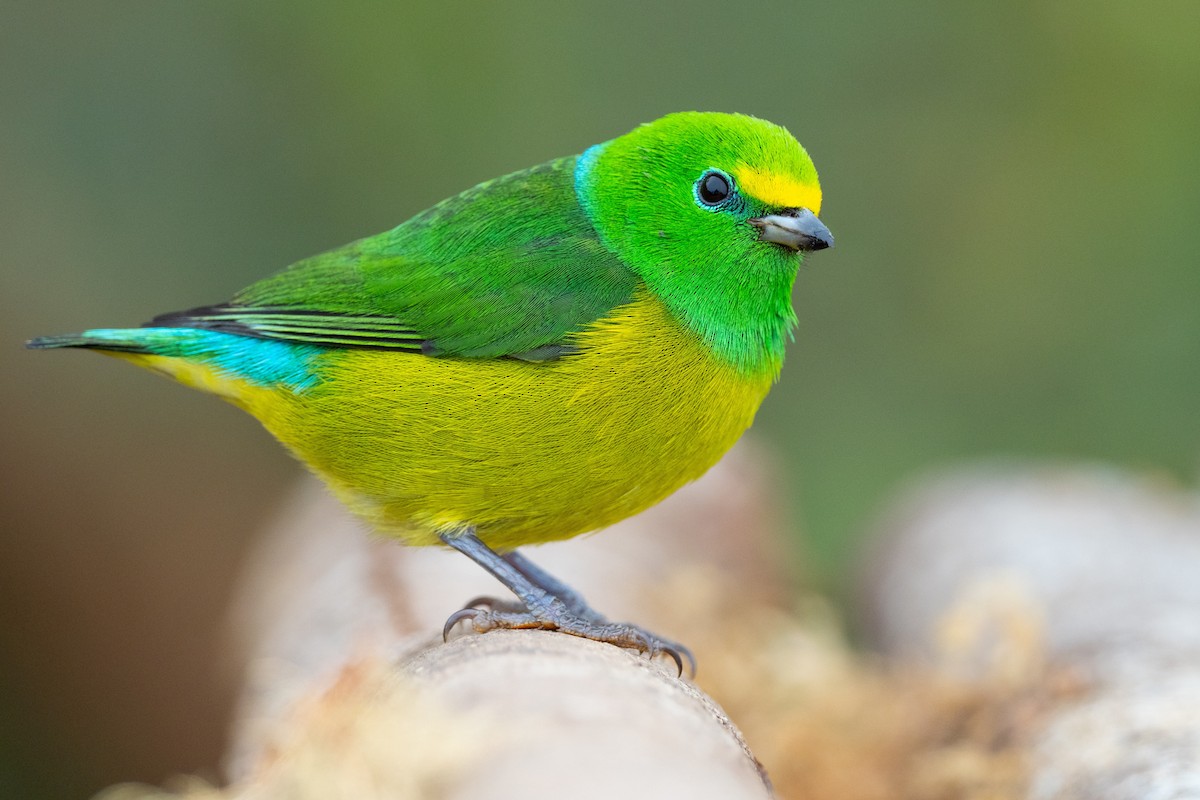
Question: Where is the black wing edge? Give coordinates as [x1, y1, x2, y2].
[144, 304, 431, 351]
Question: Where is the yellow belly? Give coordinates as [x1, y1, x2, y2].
[139, 290, 775, 550]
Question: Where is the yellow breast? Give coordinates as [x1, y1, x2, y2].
[227, 289, 774, 550]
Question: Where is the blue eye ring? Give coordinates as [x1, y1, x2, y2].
[694, 169, 735, 209]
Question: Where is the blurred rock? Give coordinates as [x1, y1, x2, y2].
[102, 634, 772, 800]
[860, 464, 1200, 799]
[403, 631, 771, 800]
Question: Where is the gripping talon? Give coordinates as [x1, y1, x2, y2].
[648, 643, 693, 679]
[671, 645, 697, 679]
[442, 607, 480, 642]
[667, 647, 686, 681]
[662, 647, 684, 677]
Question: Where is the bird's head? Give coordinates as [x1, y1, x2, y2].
[575, 112, 832, 375]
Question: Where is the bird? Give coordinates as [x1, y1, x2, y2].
[29, 111, 833, 676]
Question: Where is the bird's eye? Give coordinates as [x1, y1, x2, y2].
[695, 170, 732, 207]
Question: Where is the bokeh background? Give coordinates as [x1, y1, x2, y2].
[3, 2, 1198, 797]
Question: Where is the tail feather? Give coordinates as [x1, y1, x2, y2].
[28, 326, 323, 394]
[26, 332, 153, 354]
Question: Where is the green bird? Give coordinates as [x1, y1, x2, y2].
[29, 112, 833, 674]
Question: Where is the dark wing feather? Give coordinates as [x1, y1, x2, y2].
[149, 306, 430, 351]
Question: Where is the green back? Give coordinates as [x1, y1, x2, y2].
[154, 157, 637, 360]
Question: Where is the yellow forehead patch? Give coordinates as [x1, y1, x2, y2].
[733, 165, 822, 215]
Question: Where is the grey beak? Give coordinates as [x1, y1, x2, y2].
[749, 208, 834, 252]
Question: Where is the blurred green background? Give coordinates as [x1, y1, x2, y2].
[3, 2, 1198, 797]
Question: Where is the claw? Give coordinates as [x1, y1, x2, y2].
[661, 647, 684, 677]
[442, 607, 480, 642]
[670, 645, 698, 679]
[646, 642, 695, 679]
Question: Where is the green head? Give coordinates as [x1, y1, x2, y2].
[575, 111, 832, 377]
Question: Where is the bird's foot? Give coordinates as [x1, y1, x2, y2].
[443, 597, 695, 678]
[437, 531, 695, 677]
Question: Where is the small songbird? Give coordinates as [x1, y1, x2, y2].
[29, 112, 832, 675]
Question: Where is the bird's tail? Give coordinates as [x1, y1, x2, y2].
[26, 327, 241, 399]
[27, 330, 156, 354]
[28, 326, 321, 405]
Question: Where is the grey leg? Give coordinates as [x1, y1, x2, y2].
[439, 528, 695, 677]
[502, 550, 599, 620]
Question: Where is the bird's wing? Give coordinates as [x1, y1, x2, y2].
[149, 157, 637, 360]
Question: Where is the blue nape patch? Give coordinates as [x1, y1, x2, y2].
[84, 327, 325, 391]
[573, 141, 608, 223]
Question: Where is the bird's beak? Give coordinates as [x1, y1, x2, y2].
[749, 208, 834, 252]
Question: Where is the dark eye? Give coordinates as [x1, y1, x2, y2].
[696, 170, 732, 207]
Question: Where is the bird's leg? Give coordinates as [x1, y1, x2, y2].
[501, 550, 600, 621]
[439, 528, 695, 677]
[453, 548, 595, 618]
